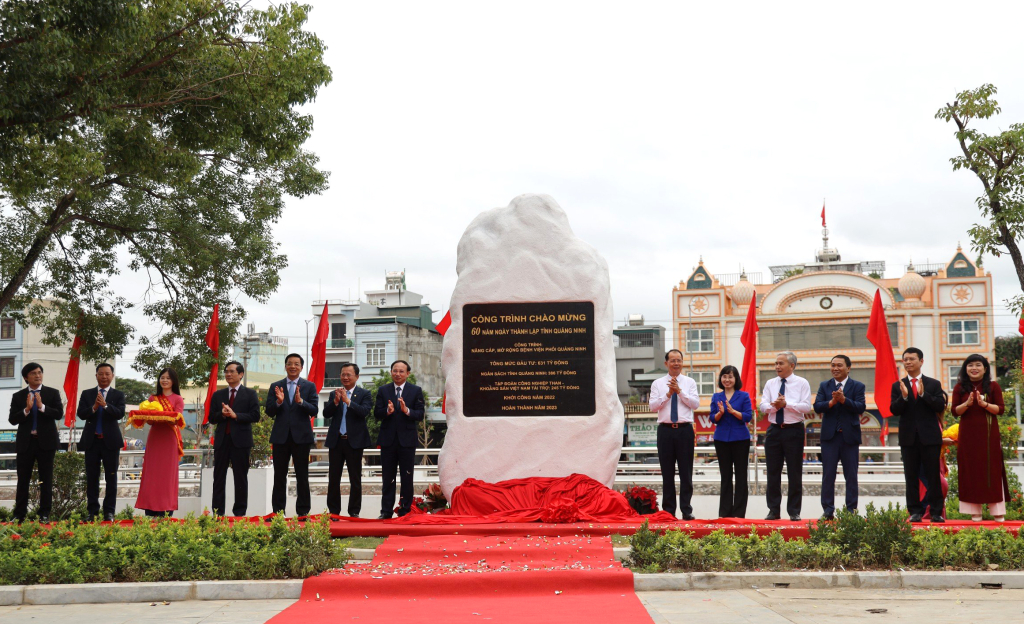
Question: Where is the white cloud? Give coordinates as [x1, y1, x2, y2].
[117, 0, 1024, 376]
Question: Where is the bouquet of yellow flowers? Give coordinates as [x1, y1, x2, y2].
[129, 395, 186, 458]
[941, 423, 959, 457]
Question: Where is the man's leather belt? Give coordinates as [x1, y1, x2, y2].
[770, 422, 804, 429]
[660, 423, 692, 429]
[338, 434, 348, 439]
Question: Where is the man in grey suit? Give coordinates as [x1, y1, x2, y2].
[265, 353, 319, 516]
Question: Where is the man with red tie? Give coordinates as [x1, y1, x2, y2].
[8, 362, 62, 523]
[208, 361, 261, 517]
[890, 347, 947, 523]
[78, 363, 126, 522]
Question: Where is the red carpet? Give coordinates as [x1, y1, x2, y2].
[267, 534, 653, 624]
[319, 515, 1024, 539]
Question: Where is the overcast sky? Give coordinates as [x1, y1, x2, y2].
[117, 0, 1024, 378]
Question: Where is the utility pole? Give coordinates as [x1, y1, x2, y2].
[241, 339, 252, 387]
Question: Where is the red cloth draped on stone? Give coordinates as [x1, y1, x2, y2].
[387, 473, 676, 524]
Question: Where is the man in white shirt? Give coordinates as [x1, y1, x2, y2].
[649, 349, 701, 520]
[759, 351, 812, 521]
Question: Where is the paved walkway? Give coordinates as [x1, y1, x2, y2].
[639, 588, 1024, 624]
[1, 588, 1022, 623]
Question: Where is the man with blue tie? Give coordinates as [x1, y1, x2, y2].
[323, 363, 373, 517]
[649, 349, 700, 520]
[265, 353, 319, 516]
[813, 355, 866, 521]
[78, 363, 126, 522]
[8, 362, 63, 523]
[759, 351, 812, 521]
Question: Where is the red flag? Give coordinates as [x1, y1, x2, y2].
[436, 311, 451, 413]
[739, 297, 759, 430]
[63, 335, 85, 428]
[436, 310, 451, 336]
[821, 201, 826, 227]
[306, 302, 330, 429]
[202, 304, 220, 425]
[867, 290, 899, 446]
[1018, 315, 1024, 378]
[308, 302, 330, 393]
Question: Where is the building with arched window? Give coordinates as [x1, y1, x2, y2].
[624, 239, 995, 448]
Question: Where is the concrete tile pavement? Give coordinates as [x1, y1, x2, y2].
[638, 588, 1024, 624]
[2, 589, 1024, 623]
[0, 599, 295, 624]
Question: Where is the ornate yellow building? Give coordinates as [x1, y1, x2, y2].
[668, 242, 993, 444]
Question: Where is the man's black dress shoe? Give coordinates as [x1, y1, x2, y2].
[87, 514, 97, 523]
[682, 514, 695, 521]
[931, 516, 945, 523]
[765, 512, 781, 520]
[39, 516, 49, 524]
[820, 514, 835, 522]
[104, 513, 115, 522]
[789, 515, 801, 522]
[377, 514, 392, 520]
[909, 514, 923, 522]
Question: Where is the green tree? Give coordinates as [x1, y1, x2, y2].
[0, 0, 331, 382]
[994, 334, 1023, 383]
[936, 85, 1024, 312]
[113, 377, 155, 404]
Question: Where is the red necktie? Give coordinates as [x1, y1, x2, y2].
[911, 379, 918, 399]
[226, 388, 236, 435]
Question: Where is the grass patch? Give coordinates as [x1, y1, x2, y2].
[336, 536, 386, 549]
[610, 533, 631, 547]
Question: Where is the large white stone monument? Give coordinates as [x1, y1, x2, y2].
[437, 194, 625, 499]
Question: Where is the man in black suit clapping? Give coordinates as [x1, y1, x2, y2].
[375, 360, 425, 519]
[208, 361, 261, 517]
[265, 353, 319, 516]
[890, 347, 947, 523]
[8, 362, 63, 523]
[323, 362, 373, 517]
[78, 363, 126, 522]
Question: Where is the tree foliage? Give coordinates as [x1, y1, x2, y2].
[936, 84, 1024, 312]
[113, 377, 155, 404]
[363, 370, 437, 459]
[0, 0, 331, 381]
[995, 334, 1023, 383]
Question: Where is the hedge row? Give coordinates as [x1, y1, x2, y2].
[628, 504, 1024, 572]
[0, 513, 348, 585]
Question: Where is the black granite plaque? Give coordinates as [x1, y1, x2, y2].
[462, 301, 596, 417]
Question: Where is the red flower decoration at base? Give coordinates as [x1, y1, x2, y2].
[541, 497, 581, 523]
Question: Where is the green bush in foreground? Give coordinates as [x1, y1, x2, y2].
[0, 513, 348, 585]
[627, 503, 1024, 573]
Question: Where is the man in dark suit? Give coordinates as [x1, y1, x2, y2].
[890, 347, 947, 523]
[265, 353, 319, 516]
[208, 360, 261, 517]
[8, 362, 63, 522]
[323, 362, 372, 517]
[77, 363, 126, 522]
[813, 354, 866, 520]
[375, 359, 425, 519]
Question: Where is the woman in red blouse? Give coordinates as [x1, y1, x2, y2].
[951, 354, 1009, 521]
